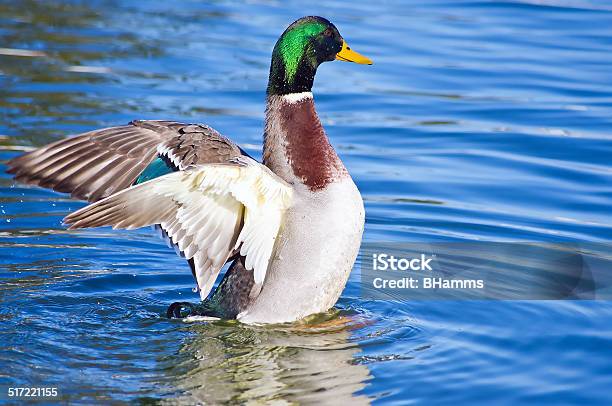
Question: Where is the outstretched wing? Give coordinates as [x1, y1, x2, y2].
[64, 157, 294, 300]
[6, 120, 244, 202]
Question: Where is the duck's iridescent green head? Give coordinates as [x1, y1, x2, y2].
[267, 16, 372, 96]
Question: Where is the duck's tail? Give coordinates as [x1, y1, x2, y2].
[167, 256, 258, 320]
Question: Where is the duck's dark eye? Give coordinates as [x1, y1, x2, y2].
[323, 28, 333, 37]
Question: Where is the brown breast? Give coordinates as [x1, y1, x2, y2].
[263, 95, 348, 191]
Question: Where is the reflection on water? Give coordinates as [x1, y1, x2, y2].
[2, 0, 612, 403]
[169, 316, 371, 404]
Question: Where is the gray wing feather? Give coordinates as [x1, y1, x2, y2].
[7, 120, 244, 202]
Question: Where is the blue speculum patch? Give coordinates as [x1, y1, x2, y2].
[135, 156, 176, 184]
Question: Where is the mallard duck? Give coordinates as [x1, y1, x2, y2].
[7, 16, 372, 324]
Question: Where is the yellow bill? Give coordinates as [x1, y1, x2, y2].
[335, 40, 373, 65]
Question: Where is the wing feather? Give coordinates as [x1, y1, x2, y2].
[7, 120, 244, 202]
[64, 157, 293, 300]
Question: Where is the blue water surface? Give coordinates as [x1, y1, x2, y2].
[1, 0, 611, 404]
